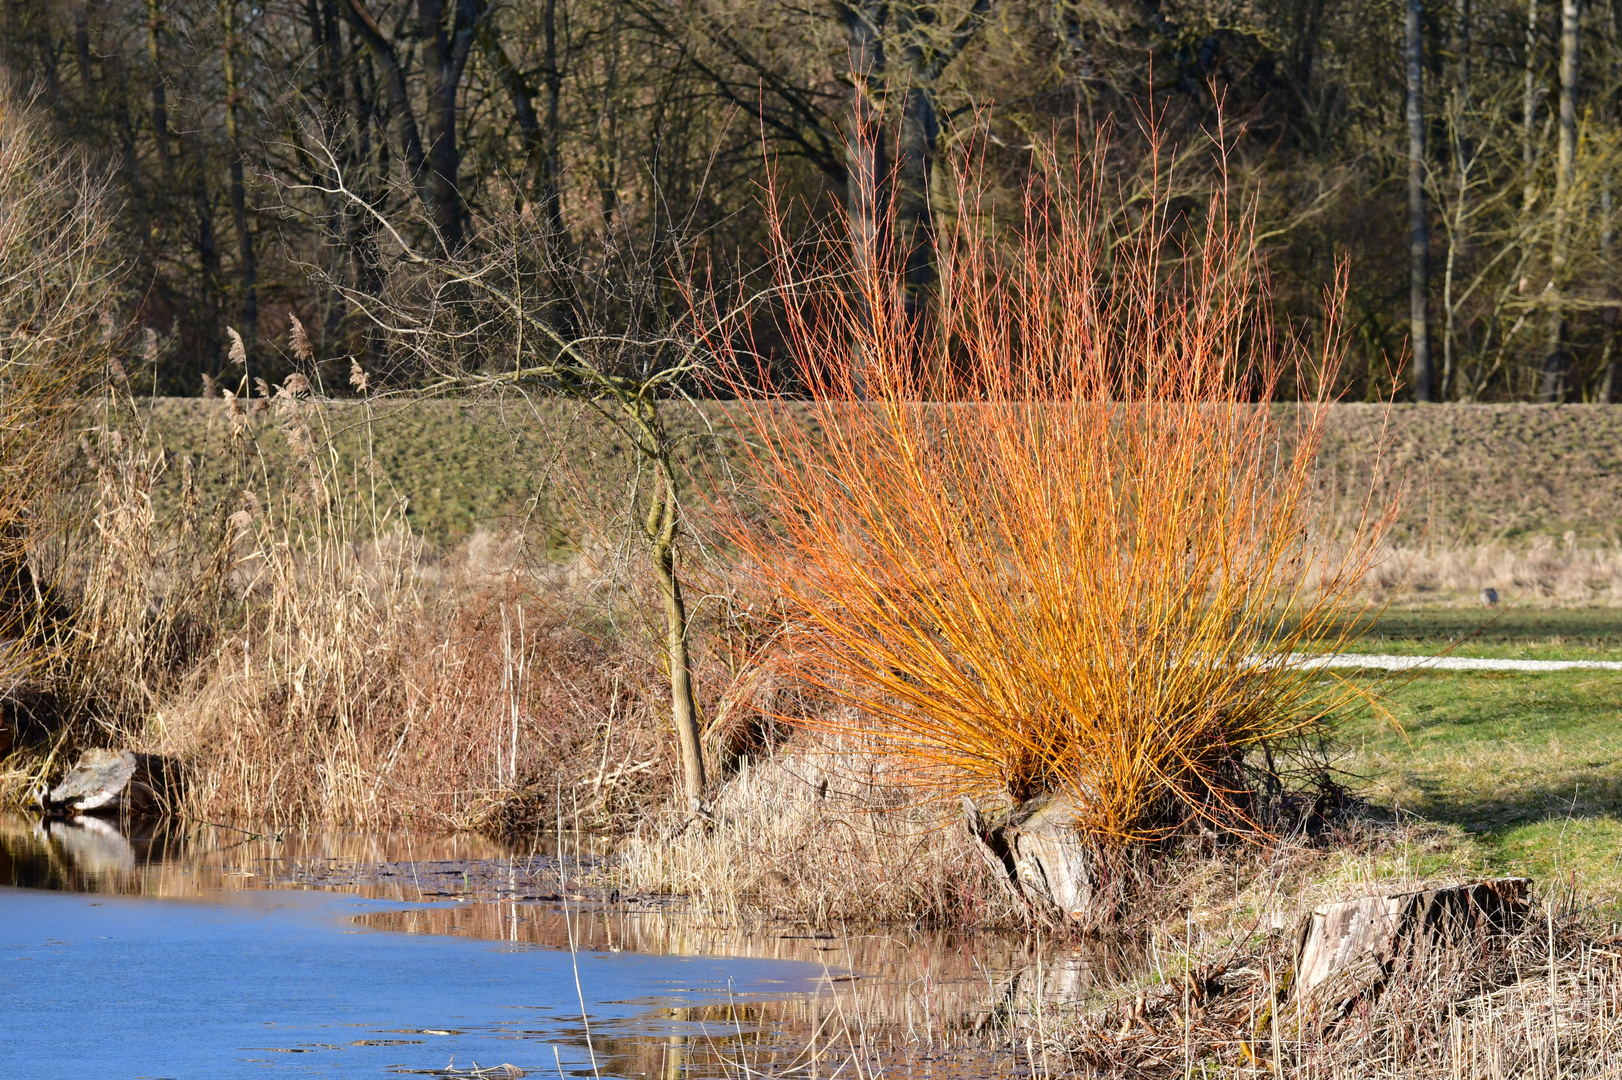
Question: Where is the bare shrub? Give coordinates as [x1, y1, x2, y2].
[701, 130, 1398, 849]
[0, 89, 121, 793]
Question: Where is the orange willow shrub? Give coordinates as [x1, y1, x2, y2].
[702, 137, 1398, 847]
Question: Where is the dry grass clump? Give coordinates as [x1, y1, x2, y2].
[1368, 538, 1622, 604]
[619, 735, 1029, 927]
[1044, 897, 1622, 1078]
[129, 392, 678, 828]
[4, 316, 682, 828]
[705, 134, 1397, 848]
[0, 90, 119, 747]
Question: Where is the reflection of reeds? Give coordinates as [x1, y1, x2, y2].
[711, 132, 1397, 848]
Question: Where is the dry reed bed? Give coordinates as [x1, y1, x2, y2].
[2, 363, 685, 830]
[619, 741, 1029, 928]
[1368, 539, 1622, 604]
[1041, 911, 1622, 1078]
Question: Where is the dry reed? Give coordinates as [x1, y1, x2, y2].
[6, 313, 682, 828]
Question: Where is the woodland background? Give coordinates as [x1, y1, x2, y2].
[4, 0, 1621, 401]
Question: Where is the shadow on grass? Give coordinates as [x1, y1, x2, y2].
[1342, 668, 1622, 889]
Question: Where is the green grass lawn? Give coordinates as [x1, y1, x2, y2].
[1343, 664, 1622, 899]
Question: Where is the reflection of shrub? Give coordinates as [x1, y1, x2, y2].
[712, 137, 1396, 848]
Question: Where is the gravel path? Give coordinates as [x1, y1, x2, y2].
[1294, 653, 1622, 672]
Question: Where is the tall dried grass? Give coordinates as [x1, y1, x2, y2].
[705, 132, 1399, 847]
[0, 90, 119, 740]
[619, 736, 1029, 927]
[1, 310, 682, 826]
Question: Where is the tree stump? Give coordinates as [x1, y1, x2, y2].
[43, 750, 182, 817]
[962, 794, 1106, 921]
[1009, 796, 1096, 919]
[1293, 878, 1530, 1014]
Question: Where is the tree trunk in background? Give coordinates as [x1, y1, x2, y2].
[844, 0, 888, 398]
[191, 134, 223, 376]
[420, 0, 479, 251]
[1407, 0, 1433, 401]
[896, 87, 936, 340]
[146, 0, 171, 180]
[1542, 0, 1579, 401]
[844, 0, 889, 279]
[221, 0, 258, 358]
[1603, 0, 1620, 400]
[75, 5, 93, 88]
[1442, 0, 1472, 399]
[1524, 0, 1541, 210]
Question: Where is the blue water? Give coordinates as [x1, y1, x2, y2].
[0, 886, 824, 1079]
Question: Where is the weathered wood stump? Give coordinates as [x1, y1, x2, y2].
[43, 749, 182, 817]
[963, 794, 1101, 921]
[1009, 796, 1097, 919]
[1293, 878, 1530, 1013]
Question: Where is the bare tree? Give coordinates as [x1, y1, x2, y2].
[1541, 0, 1581, 399]
[295, 147, 713, 809]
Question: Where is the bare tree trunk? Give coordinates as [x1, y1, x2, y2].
[844, 0, 888, 398]
[75, 4, 93, 89]
[641, 418, 704, 810]
[1542, 0, 1580, 401]
[420, 0, 479, 251]
[542, 0, 566, 236]
[1442, 0, 1472, 399]
[146, 0, 171, 180]
[896, 87, 935, 347]
[845, 0, 889, 277]
[191, 135, 223, 371]
[1525, 0, 1542, 211]
[1407, 0, 1433, 400]
[221, 0, 258, 354]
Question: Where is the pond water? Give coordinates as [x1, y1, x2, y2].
[0, 813, 1125, 1079]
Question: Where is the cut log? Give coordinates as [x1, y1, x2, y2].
[43, 749, 182, 817]
[1293, 878, 1530, 1011]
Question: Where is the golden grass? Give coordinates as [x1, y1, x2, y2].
[619, 736, 1030, 927]
[705, 133, 1399, 846]
[2, 314, 685, 828]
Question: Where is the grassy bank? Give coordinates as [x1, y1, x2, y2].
[1343, 667, 1622, 895]
[138, 398, 1622, 550]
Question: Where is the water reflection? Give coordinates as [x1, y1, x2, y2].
[1, 812, 1143, 1077]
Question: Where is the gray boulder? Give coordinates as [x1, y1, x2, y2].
[44, 749, 181, 817]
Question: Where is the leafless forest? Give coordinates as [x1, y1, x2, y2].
[7, 0, 1622, 400]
